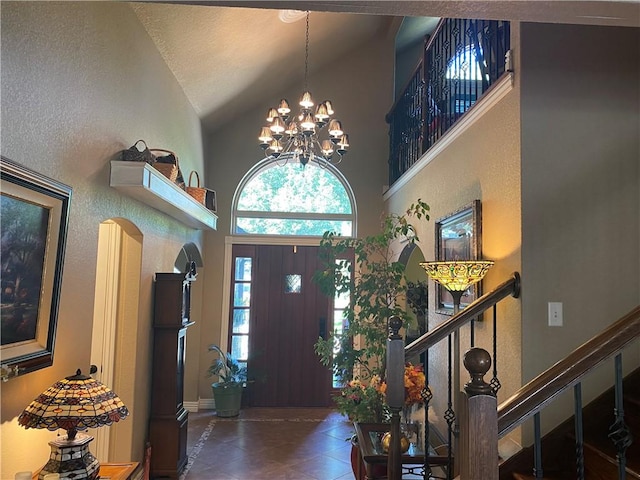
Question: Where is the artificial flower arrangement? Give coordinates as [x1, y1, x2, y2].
[402, 363, 427, 406]
[378, 363, 427, 409]
[335, 363, 427, 426]
[334, 375, 386, 424]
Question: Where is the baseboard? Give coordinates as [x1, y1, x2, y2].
[198, 398, 215, 410]
[183, 400, 200, 412]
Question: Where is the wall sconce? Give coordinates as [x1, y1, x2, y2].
[18, 370, 129, 480]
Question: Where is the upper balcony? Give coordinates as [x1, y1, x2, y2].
[387, 18, 512, 187]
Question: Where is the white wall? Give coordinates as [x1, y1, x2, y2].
[1, 3, 205, 476]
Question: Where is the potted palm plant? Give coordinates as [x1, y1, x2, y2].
[207, 345, 248, 417]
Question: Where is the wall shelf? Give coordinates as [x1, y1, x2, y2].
[110, 161, 217, 230]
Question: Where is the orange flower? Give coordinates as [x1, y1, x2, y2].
[403, 363, 426, 406]
[379, 363, 427, 406]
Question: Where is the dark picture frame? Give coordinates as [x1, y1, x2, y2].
[434, 200, 482, 315]
[1, 157, 72, 376]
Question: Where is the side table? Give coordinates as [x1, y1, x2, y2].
[354, 422, 447, 480]
[32, 462, 141, 480]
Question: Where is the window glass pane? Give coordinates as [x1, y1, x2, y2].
[232, 309, 250, 333]
[231, 335, 248, 361]
[446, 45, 484, 81]
[284, 274, 302, 294]
[233, 283, 251, 307]
[333, 310, 346, 332]
[334, 260, 351, 308]
[334, 291, 350, 309]
[236, 217, 352, 236]
[237, 162, 351, 214]
[234, 257, 252, 281]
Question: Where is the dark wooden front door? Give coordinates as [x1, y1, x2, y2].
[241, 244, 332, 407]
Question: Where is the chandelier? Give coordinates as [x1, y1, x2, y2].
[258, 11, 349, 167]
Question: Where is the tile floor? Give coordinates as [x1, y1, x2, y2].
[181, 407, 358, 480]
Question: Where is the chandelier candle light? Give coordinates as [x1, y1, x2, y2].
[258, 11, 349, 167]
[18, 370, 129, 480]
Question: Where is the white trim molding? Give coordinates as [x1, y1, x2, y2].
[198, 398, 216, 410]
[183, 401, 200, 413]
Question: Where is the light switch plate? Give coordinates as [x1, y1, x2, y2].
[548, 302, 563, 327]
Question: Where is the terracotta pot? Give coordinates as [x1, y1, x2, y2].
[350, 435, 387, 480]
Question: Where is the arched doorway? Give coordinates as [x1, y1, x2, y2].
[89, 218, 142, 461]
[222, 158, 359, 407]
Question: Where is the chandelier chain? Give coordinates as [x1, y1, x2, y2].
[304, 11, 309, 92]
[257, 10, 349, 167]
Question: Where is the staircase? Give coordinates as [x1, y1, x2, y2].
[500, 368, 640, 479]
[387, 275, 638, 480]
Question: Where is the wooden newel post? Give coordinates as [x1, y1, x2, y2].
[386, 316, 404, 480]
[459, 347, 498, 480]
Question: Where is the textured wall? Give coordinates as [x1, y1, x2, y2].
[198, 33, 395, 401]
[385, 81, 523, 446]
[1, 2, 205, 475]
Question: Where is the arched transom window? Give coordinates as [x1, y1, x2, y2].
[232, 157, 356, 237]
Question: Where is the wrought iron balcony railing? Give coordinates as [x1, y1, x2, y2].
[387, 18, 511, 185]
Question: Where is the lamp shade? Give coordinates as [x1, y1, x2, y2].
[18, 369, 129, 439]
[420, 260, 494, 292]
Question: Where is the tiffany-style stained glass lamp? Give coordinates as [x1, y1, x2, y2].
[420, 260, 494, 314]
[18, 369, 129, 480]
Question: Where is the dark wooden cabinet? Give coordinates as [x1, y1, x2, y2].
[149, 270, 195, 479]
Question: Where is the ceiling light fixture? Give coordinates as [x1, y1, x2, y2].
[258, 11, 349, 168]
[278, 9, 306, 23]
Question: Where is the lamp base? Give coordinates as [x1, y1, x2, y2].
[39, 433, 99, 480]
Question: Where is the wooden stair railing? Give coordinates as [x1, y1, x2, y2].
[456, 304, 640, 480]
[498, 305, 640, 437]
[385, 273, 521, 480]
[405, 272, 521, 358]
[495, 304, 640, 480]
[388, 275, 639, 480]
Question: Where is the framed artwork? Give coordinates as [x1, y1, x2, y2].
[1, 157, 72, 377]
[434, 200, 482, 315]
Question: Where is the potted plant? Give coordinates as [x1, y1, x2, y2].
[312, 200, 429, 479]
[313, 199, 430, 398]
[207, 345, 248, 417]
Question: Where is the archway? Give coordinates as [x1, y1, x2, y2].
[89, 218, 142, 461]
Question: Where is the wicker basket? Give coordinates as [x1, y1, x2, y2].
[151, 149, 179, 183]
[186, 171, 206, 205]
[122, 139, 155, 164]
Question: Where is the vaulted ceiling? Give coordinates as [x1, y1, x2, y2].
[132, 1, 640, 132]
